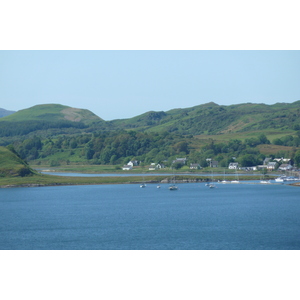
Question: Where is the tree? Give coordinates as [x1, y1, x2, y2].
[238, 154, 258, 167]
[294, 150, 300, 167]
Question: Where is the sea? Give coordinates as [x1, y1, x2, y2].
[0, 180, 299, 250]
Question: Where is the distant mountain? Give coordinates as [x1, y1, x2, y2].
[0, 104, 105, 138]
[0, 108, 16, 118]
[0, 104, 102, 124]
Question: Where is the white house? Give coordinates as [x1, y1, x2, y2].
[149, 163, 165, 170]
[156, 164, 165, 169]
[128, 160, 138, 167]
[149, 163, 156, 171]
[278, 164, 293, 171]
[228, 162, 239, 169]
[267, 162, 278, 170]
[122, 165, 133, 170]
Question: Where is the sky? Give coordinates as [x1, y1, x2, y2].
[1, 50, 300, 120]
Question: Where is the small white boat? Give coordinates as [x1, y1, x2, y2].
[231, 170, 240, 183]
[260, 174, 271, 184]
[157, 185, 161, 189]
[140, 176, 146, 188]
[260, 180, 271, 184]
[169, 175, 178, 190]
[221, 169, 229, 183]
[169, 185, 178, 191]
[275, 176, 286, 182]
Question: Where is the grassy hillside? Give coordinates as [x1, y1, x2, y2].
[0, 146, 35, 177]
[0, 104, 106, 139]
[110, 101, 300, 135]
[0, 104, 102, 124]
[1, 101, 300, 140]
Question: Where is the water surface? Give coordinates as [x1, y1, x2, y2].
[0, 182, 299, 250]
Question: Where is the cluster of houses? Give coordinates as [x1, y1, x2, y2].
[224, 157, 293, 171]
[122, 157, 294, 171]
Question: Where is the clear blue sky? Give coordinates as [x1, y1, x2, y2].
[1, 50, 299, 120]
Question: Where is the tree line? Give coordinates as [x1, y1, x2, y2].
[7, 131, 300, 168]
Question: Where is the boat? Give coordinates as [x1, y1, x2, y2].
[169, 185, 178, 190]
[207, 170, 216, 188]
[140, 176, 146, 188]
[221, 168, 229, 183]
[260, 174, 271, 184]
[275, 176, 286, 182]
[157, 185, 161, 189]
[231, 169, 240, 183]
[169, 175, 178, 190]
[260, 179, 271, 184]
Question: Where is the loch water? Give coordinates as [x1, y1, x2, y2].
[0, 182, 299, 250]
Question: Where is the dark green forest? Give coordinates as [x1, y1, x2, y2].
[8, 130, 300, 168]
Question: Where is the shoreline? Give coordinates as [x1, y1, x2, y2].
[1, 174, 298, 188]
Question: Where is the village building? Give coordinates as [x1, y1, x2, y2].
[149, 163, 156, 171]
[122, 165, 133, 170]
[190, 163, 201, 169]
[267, 162, 278, 170]
[263, 158, 272, 165]
[210, 160, 218, 168]
[278, 163, 293, 171]
[172, 158, 187, 165]
[149, 163, 165, 170]
[257, 165, 268, 170]
[228, 162, 239, 169]
[128, 160, 138, 167]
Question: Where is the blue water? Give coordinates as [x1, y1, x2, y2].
[0, 182, 299, 250]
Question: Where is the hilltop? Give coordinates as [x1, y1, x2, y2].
[1, 101, 300, 139]
[109, 101, 300, 135]
[0, 104, 105, 138]
[0, 104, 102, 124]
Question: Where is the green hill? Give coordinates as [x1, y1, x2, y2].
[0, 146, 35, 177]
[0, 104, 105, 138]
[110, 101, 300, 135]
[0, 101, 300, 143]
[1, 104, 102, 124]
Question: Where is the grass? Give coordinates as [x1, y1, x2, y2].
[194, 129, 296, 143]
[0, 146, 35, 177]
[0, 104, 101, 124]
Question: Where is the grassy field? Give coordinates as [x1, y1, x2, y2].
[194, 129, 296, 144]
